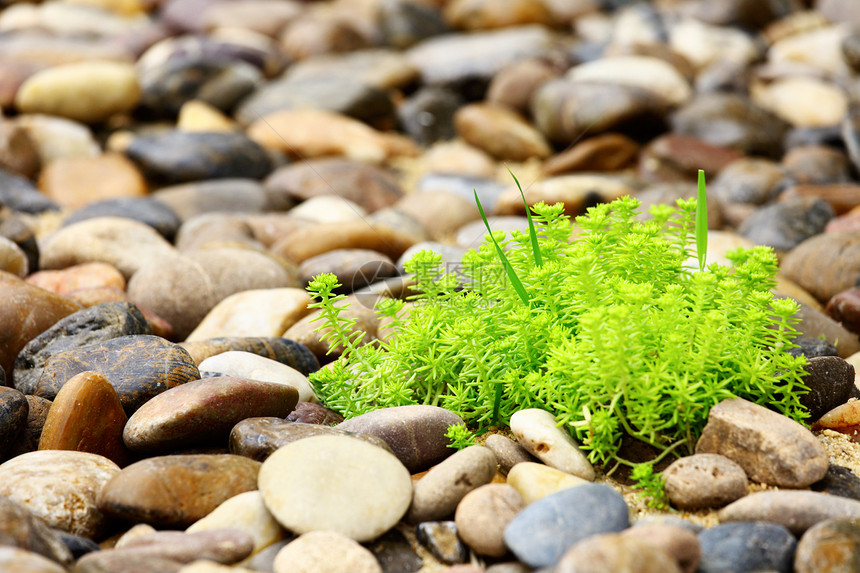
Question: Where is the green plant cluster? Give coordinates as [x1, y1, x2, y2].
[306, 180, 809, 471]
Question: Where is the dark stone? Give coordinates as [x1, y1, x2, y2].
[416, 521, 469, 565]
[54, 530, 101, 560]
[671, 93, 789, 158]
[285, 402, 344, 425]
[0, 168, 58, 214]
[812, 465, 860, 501]
[503, 483, 630, 568]
[125, 131, 272, 185]
[738, 197, 834, 252]
[380, 0, 450, 49]
[826, 287, 860, 336]
[235, 76, 395, 127]
[6, 395, 51, 458]
[62, 198, 182, 242]
[178, 337, 320, 376]
[0, 386, 28, 460]
[364, 528, 423, 573]
[798, 356, 855, 422]
[0, 496, 73, 566]
[33, 334, 199, 415]
[14, 302, 153, 395]
[787, 337, 839, 359]
[229, 418, 391, 462]
[843, 32, 860, 72]
[152, 179, 272, 221]
[139, 57, 261, 116]
[398, 86, 462, 146]
[697, 522, 796, 573]
[299, 249, 399, 293]
[0, 215, 39, 273]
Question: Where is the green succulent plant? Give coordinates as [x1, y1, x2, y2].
[306, 170, 809, 475]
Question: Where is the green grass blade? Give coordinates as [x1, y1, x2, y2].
[507, 167, 542, 267]
[696, 169, 708, 272]
[474, 190, 530, 305]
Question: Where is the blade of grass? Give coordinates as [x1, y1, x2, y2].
[507, 167, 542, 267]
[474, 189, 530, 305]
[696, 169, 708, 272]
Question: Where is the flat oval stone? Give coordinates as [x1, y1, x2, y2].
[455, 484, 523, 558]
[187, 490, 285, 559]
[794, 517, 860, 573]
[62, 197, 182, 241]
[258, 435, 412, 542]
[179, 337, 319, 375]
[697, 522, 796, 573]
[663, 454, 748, 510]
[38, 371, 129, 467]
[38, 216, 178, 280]
[273, 531, 382, 573]
[123, 377, 299, 454]
[0, 547, 67, 573]
[98, 454, 261, 527]
[37, 153, 147, 211]
[494, 175, 632, 218]
[0, 386, 28, 459]
[14, 301, 152, 396]
[124, 131, 272, 185]
[0, 496, 73, 566]
[407, 445, 498, 523]
[285, 402, 343, 425]
[783, 231, 860, 309]
[26, 262, 125, 298]
[298, 249, 398, 293]
[718, 490, 860, 535]
[0, 450, 120, 538]
[264, 158, 403, 213]
[554, 533, 683, 573]
[0, 235, 27, 277]
[621, 524, 701, 573]
[506, 462, 588, 506]
[197, 351, 314, 403]
[0, 168, 59, 214]
[799, 355, 855, 422]
[336, 405, 464, 473]
[509, 408, 595, 481]
[229, 418, 391, 462]
[153, 179, 272, 223]
[271, 218, 419, 264]
[186, 288, 312, 342]
[34, 334, 200, 414]
[503, 483, 630, 569]
[0, 277, 80, 376]
[737, 196, 833, 251]
[454, 103, 551, 161]
[695, 398, 828, 488]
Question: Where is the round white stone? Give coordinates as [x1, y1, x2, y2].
[510, 408, 596, 481]
[258, 435, 412, 542]
[198, 350, 315, 402]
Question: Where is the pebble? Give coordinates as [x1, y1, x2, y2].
[271, 218, 419, 264]
[506, 461, 588, 505]
[15, 61, 140, 123]
[798, 355, 855, 422]
[495, 175, 633, 218]
[14, 301, 152, 395]
[186, 288, 312, 341]
[395, 191, 479, 241]
[98, 454, 261, 527]
[229, 417, 389, 462]
[782, 231, 860, 305]
[11, 395, 51, 459]
[0, 450, 119, 538]
[364, 529, 423, 573]
[782, 145, 853, 185]
[697, 522, 796, 573]
[416, 521, 468, 564]
[397, 86, 462, 146]
[0, 495, 73, 566]
[34, 334, 199, 414]
[0, 235, 28, 277]
[719, 490, 860, 535]
[62, 197, 182, 241]
[0, 168, 58, 213]
[662, 454, 748, 510]
[483, 433, 538, 475]
[752, 77, 848, 128]
[152, 179, 272, 222]
[568, 55, 692, 106]
[695, 398, 829, 488]
[453, 103, 551, 161]
[264, 158, 404, 213]
[0, 386, 28, 458]
[336, 405, 464, 473]
[509, 408, 595, 481]
[16, 114, 100, 165]
[545, 133, 640, 176]
[407, 445, 498, 523]
[0, 276, 81, 376]
[179, 337, 319, 375]
[39, 216, 178, 280]
[286, 196, 367, 225]
[38, 371, 129, 466]
[37, 153, 147, 211]
[622, 524, 701, 573]
[298, 249, 398, 293]
[455, 484, 523, 557]
[503, 483, 630, 568]
[737, 196, 833, 251]
[196, 351, 314, 402]
[792, 296, 860, 359]
[26, 262, 126, 298]
[710, 157, 787, 205]
[257, 435, 412, 542]
[124, 131, 272, 184]
[0, 547, 67, 573]
[811, 464, 860, 500]
[273, 531, 382, 573]
[793, 517, 860, 573]
[123, 376, 299, 454]
[186, 490, 285, 558]
[554, 533, 682, 573]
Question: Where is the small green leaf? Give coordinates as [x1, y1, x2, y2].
[696, 169, 708, 272]
[508, 167, 542, 267]
[474, 189, 530, 305]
